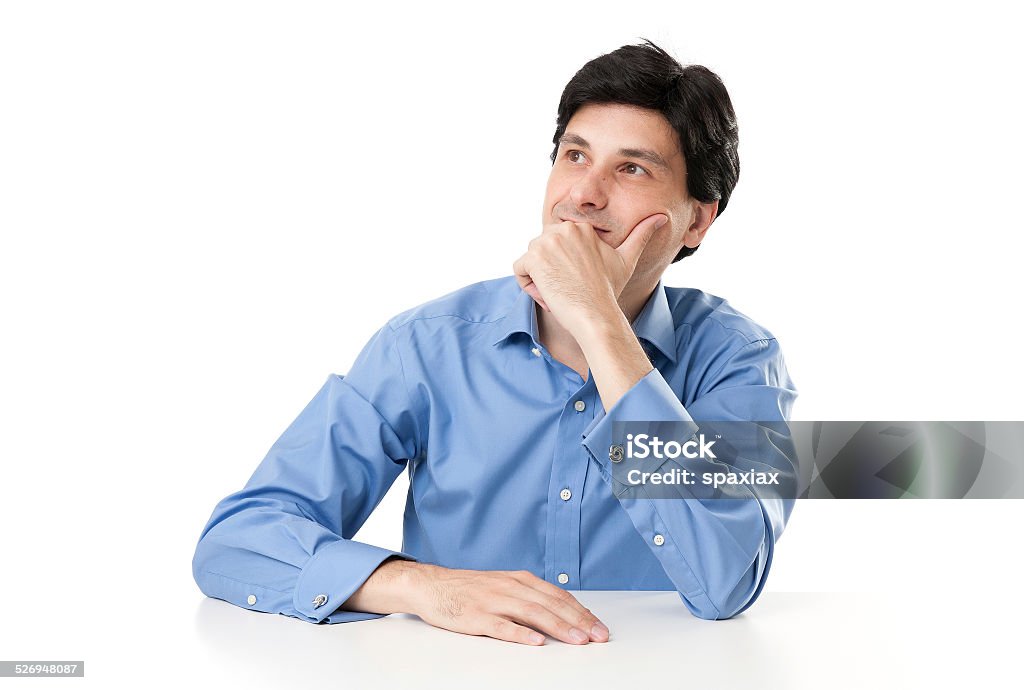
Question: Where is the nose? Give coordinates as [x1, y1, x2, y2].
[569, 168, 609, 210]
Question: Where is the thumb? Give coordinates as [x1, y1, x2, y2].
[617, 214, 668, 267]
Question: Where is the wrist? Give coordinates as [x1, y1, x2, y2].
[573, 303, 631, 348]
[389, 560, 436, 616]
[343, 557, 428, 616]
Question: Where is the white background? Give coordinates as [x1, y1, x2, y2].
[2, 0, 1022, 681]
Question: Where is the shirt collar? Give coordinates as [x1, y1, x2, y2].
[630, 280, 678, 364]
[491, 280, 677, 364]
[490, 285, 540, 347]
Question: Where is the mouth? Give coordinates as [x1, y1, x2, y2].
[560, 218, 612, 234]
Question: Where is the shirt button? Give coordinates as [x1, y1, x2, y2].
[609, 444, 624, 463]
[531, 347, 542, 357]
[557, 573, 570, 585]
[653, 534, 665, 546]
[246, 594, 257, 605]
[312, 594, 329, 609]
[559, 488, 572, 501]
[573, 400, 586, 412]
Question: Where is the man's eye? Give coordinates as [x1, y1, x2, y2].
[622, 163, 648, 176]
[566, 150, 587, 164]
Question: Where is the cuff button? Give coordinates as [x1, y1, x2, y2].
[312, 594, 329, 609]
[609, 444, 624, 463]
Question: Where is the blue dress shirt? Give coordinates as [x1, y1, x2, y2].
[192, 275, 797, 624]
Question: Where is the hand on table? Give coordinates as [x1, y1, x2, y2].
[342, 559, 610, 646]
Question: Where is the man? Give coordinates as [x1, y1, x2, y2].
[192, 40, 797, 646]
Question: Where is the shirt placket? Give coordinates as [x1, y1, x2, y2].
[544, 372, 597, 589]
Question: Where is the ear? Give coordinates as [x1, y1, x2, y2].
[681, 199, 719, 249]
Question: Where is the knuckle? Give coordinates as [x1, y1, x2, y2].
[551, 594, 581, 618]
[496, 579, 518, 596]
[519, 601, 545, 618]
[555, 621, 576, 639]
[554, 595, 577, 613]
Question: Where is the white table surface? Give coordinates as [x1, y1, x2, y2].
[182, 590, 1014, 689]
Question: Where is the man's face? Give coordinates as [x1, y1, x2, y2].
[543, 103, 695, 289]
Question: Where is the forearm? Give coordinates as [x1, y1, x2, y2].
[618, 490, 779, 619]
[577, 339, 798, 619]
[193, 493, 418, 624]
[575, 305, 653, 412]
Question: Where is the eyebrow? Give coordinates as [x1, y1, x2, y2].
[558, 133, 672, 172]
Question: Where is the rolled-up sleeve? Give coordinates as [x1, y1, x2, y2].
[581, 337, 798, 620]
[192, 323, 422, 624]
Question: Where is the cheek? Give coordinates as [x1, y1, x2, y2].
[545, 177, 567, 203]
[541, 180, 558, 216]
[641, 222, 679, 262]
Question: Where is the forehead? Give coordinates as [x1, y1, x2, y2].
[561, 103, 684, 171]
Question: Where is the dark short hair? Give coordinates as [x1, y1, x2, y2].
[551, 40, 740, 262]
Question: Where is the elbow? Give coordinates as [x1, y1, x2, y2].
[678, 592, 725, 620]
[680, 572, 761, 621]
[190, 492, 257, 592]
[191, 501, 240, 597]
[191, 530, 219, 597]
[683, 539, 773, 621]
[678, 588, 752, 621]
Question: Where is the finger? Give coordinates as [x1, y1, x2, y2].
[514, 270, 529, 291]
[523, 282, 549, 312]
[497, 596, 591, 645]
[512, 254, 531, 285]
[479, 615, 547, 646]
[542, 220, 575, 236]
[509, 571, 609, 640]
[509, 570, 594, 616]
[616, 213, 668, 268]
[513, 255, 550, 312]
[506, 581, 608, 642]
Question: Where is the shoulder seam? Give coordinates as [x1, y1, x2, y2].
[703, 337, 778, 390]
[701, 311, 776, 344]
[388, 312, 507, 332]
[667, 288, 775, 345]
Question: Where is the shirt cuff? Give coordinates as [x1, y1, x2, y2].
[294, 539, 417, 624]
[581, 368, 698, 476]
